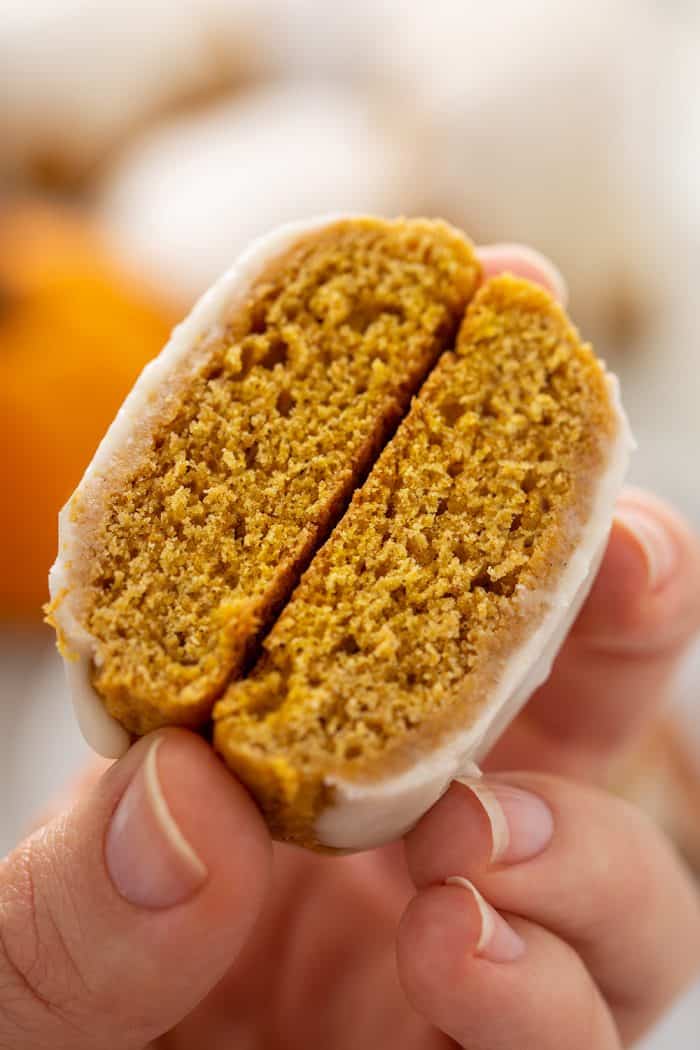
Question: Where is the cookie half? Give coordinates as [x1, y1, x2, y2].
[48, 216, 480, 753]
[213, 275, 632, 849]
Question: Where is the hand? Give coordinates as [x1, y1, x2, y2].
[2, 248, 700, 1050]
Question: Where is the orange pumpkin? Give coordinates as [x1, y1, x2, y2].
[0, 201, 178, 621]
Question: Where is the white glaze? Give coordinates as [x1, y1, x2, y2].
[48, 214, 349, 758]
[314, 375, 634, 849]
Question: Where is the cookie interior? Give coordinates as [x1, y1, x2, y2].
[214, 276, 617, 842]
[82, 218, 480, 733]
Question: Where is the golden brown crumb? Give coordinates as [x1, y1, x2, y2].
[213, 275, 617, 845]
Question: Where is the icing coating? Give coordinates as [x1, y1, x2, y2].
[49, 214, 348, 757]
[314, 375, 633, 849]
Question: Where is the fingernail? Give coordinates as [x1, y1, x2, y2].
[445, 876, 525, 962]
[454, 777, 554, 865]
[614, 505, 677, 592]
[106, 737, 208, 908]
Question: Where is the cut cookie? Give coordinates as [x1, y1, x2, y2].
[47, 216, 632, 850]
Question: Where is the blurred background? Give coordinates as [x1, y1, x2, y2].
[1, 1, 699, 1042]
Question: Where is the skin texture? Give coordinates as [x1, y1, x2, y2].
[1, 247, 699, 1050]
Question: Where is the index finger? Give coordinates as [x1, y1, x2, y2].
[488, 488, 700, 780]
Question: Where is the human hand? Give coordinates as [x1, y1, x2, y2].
[2, 247, 699, 1050]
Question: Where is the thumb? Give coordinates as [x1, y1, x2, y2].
[0, 729, 271, 1050]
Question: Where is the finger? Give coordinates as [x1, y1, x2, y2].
[397, 883, 620, 1049]
[477, 243, 568, 304]
[405, 773, 700, 1044]
[0, 729, 272, 1050]
[490, 488, 700, 778]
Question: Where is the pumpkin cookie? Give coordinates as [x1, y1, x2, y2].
[48, 216, 631, 849]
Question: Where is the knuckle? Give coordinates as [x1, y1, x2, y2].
[574, 795, 661, 943]
[608, 800, 658, 907]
